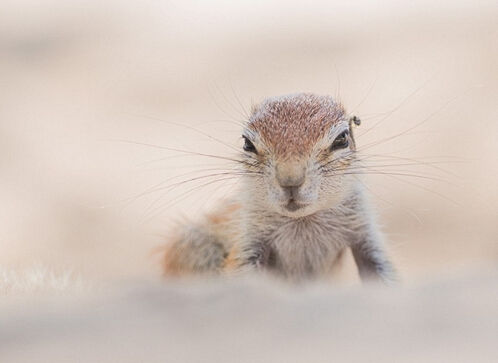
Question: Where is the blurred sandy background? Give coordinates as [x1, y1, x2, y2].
[0, 0, 497, 285]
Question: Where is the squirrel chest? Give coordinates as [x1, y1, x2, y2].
[260, 212, 350, 278]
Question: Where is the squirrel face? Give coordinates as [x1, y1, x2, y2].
[241, 93, 358, 218]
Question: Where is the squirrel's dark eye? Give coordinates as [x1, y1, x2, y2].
[330, 130, 349, 151]
[243, 136, 257, 153]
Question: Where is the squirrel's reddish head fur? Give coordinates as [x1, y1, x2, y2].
[248, 93, 346, 159]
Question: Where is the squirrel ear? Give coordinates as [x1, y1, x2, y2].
[250, 103, 260, 116]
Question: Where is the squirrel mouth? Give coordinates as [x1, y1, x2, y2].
[284, 199, 305, 212]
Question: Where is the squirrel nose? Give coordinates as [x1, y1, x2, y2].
[276, 162, 306, 195]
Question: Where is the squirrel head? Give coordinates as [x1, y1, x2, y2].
[240, 93, 360, 218]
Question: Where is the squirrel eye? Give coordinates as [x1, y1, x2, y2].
[330, 130, 349, 151]
[243, 136, 257, 153]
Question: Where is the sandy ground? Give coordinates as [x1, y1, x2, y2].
[1, 272, 498, 362]
[0, 0, 497, 361]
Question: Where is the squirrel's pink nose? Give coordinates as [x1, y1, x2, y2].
[275, 162, 306, 192]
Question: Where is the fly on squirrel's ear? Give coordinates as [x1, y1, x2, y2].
[350, 115, 361, 127]
[348, 115, 361, 150]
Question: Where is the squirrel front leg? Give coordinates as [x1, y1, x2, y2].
[223, 238, 270, 273]
[350, 229, 397, 285]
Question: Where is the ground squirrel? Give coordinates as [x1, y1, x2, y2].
[162, 93, 396, 284]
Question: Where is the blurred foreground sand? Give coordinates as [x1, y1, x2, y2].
[1, 273, 498, 363]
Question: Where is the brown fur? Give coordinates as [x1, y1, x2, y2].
[222, 243, 240, 271]
[162, 200, 241, 277]
[249, 93, 345, 158]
